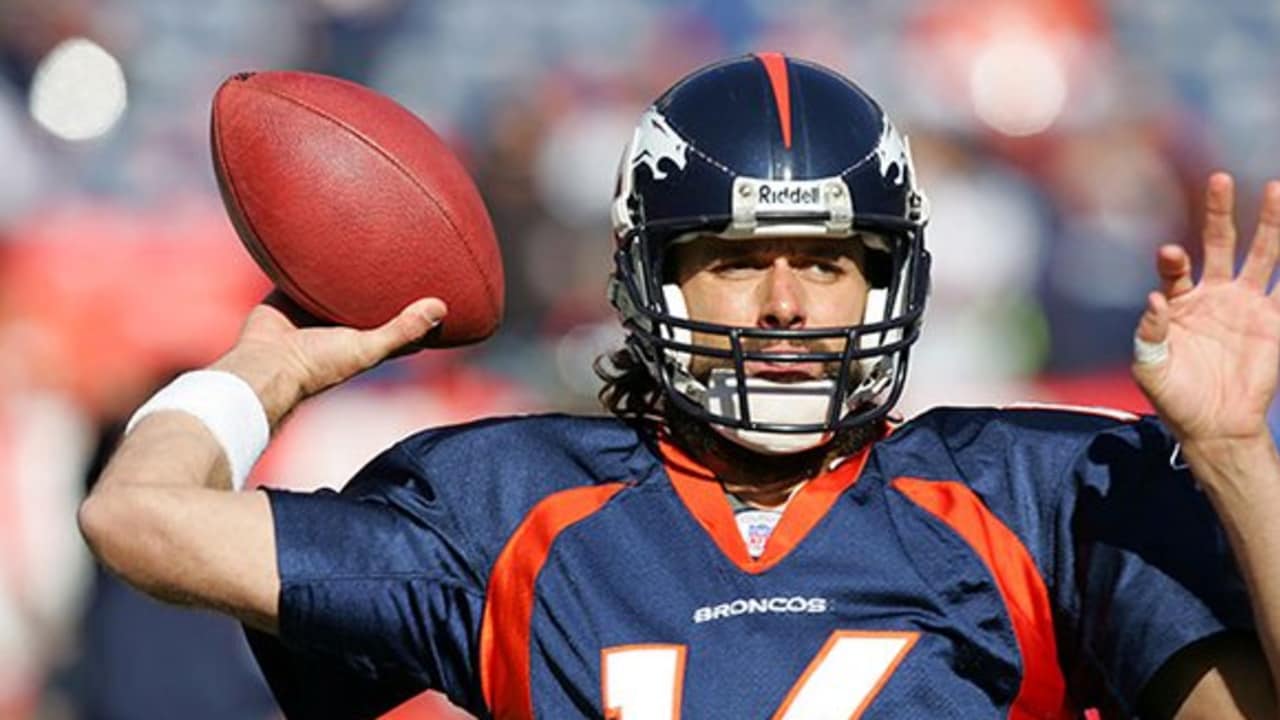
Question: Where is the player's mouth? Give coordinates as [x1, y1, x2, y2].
[744, 345, 827, 382]
[750, 368, 822, 383]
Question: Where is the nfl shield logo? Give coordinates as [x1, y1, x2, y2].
[735, 509, 781, 559]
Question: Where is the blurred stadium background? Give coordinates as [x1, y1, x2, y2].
[0, 0, 1277, 717]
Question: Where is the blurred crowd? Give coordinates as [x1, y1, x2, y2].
[0, 0, 1277, 717]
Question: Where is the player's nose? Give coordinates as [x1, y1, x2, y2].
[758, 259, 806, 330]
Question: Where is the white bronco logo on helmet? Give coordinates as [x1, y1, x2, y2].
[874, 119, 909, 187]
[629, 108, 689, 181]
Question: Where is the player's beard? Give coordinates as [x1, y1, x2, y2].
[667, 337, 881, 487]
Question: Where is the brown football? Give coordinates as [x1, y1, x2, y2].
[210, 70, 503, 345]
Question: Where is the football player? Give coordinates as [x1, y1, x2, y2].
[81, 54, 1280, 718]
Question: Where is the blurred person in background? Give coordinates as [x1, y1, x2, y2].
[0, 375, 93, 718]
[78, 53, 1279, 719]
[0, 205, 284, 719]
[897, 130, 1052, 410]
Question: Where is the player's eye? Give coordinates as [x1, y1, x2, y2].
[710, 255, 770, 276]
[793, 257, 846, 279]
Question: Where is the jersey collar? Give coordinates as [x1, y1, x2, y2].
[658, 431, 879, 574]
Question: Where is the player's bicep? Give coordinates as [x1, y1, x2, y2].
[80, 484, 280, 632]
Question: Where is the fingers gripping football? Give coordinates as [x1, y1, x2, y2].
[283, 296, 448, 396]
[218, 295, 447, 425]
[353, 297, 449, 368]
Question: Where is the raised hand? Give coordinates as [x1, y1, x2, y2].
[211, 292, 448, 426]
[1132, 173, 1280, 448]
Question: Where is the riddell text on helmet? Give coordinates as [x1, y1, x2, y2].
[757, 183, 823, 205]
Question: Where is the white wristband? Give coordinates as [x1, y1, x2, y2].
[126, 370, 271, 491]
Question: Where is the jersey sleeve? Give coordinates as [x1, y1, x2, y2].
[1053, 416, 1255, 714]
[245, 441, 488, 720]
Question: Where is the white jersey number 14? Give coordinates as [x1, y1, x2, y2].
[602, 630, 918, 720]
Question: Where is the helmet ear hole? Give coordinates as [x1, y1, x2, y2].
[866, 248, 893, 289]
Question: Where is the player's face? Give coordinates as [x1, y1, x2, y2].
[671, 235, 870, 382]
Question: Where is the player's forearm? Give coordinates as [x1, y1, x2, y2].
[1183, 437, 1280, 699]
[77, 412, 281, 631]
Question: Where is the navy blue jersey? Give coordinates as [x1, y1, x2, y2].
[246, 407, 1253, 719]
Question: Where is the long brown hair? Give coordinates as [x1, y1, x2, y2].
[593, 346, 663, 423]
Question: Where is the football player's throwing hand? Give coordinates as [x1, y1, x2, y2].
[211, 291, 447, 425]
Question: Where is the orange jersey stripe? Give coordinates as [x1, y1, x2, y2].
[660, 439, 873, 574]
[892, 478, 1070, 720]
[754, 52, 793, 149]
[480, 483, 626, 718]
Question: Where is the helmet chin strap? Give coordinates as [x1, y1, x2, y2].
[703, 369, 834, 454]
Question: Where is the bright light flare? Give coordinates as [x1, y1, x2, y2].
[969, 36, 1067, 137]
[28, 37, 128, 142]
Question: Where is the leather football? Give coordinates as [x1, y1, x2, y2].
[211, 70, 503, 345]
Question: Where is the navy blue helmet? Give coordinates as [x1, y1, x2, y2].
[609, 53, 931, 452]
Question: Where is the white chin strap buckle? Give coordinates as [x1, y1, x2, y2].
[702, 369, 835, 455]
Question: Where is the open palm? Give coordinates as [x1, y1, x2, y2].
[1133, 174, 1280, 445]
